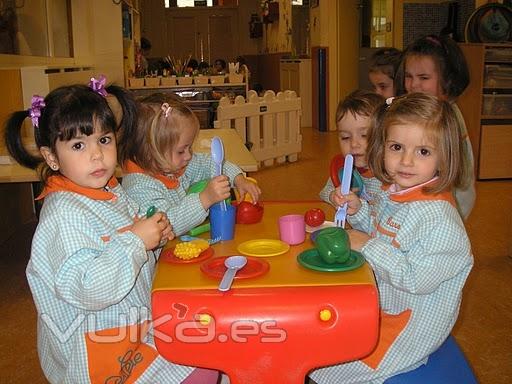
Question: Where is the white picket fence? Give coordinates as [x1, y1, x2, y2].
[214, 90, 302, 167]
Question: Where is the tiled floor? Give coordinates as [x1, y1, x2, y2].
[1, 126, 511, 383]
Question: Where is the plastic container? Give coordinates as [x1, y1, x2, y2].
[278, 214, 305, 245]
[128, 77, 144, 88]
[210, 203, 236, 241]
[144, 77, 161, 87]
[194, 76, 209, 85]
[177, 76, 193, 85]
[210, 75, 226, 84]
[482, 94, 512, 116]
[161, 76, 176, 86]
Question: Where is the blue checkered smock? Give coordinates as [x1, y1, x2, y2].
[28, 183, 194, 383]
[122, 152, 243, 236]
[310, 183, 473, 384]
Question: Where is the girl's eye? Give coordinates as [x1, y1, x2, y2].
[420, 76, 430, 81]
[72, 142, 84, 151]
[99, 135, 112, 145]
[390, 143, 401, 151]
[419, 148, 431, 156]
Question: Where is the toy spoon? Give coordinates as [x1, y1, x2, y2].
[211, 136, 224, 177]
[211, 136, 227, 210]
[218, 255, 247, 292]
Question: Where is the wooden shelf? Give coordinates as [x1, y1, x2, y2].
[459, 43, 512, 180]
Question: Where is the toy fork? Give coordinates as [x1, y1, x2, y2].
[334, 154, 353, 228]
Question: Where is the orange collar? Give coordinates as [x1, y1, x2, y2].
[358, 167, 374, 178]
[36, 175, 119, 201]
[382, 178, 456, 206]
[122, 160, 184, 190]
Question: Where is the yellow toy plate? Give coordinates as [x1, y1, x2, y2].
[237, 239, 290, 257]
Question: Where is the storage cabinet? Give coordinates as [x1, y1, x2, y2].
[458, 43, 512, 180]
[280, 59, 312, 127]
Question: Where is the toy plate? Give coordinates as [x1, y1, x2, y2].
[160, 246, 214, 264]
[237, 239, 290, 257]
[297, 248, 365, 272]
[200, 256, 270, 280]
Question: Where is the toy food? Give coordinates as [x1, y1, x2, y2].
[304, 208, 326, 227]
[315, 227, 351, 264]
[173, 239, 209, 260]
[236, 201, 264, 224]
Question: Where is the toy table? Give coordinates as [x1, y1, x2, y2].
[152, 201, 379, 384]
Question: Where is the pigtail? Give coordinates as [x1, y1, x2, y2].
[4, 110, 42, 169]
[107, 85, 138, 164]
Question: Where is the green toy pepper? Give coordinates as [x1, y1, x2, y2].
[315, 227, 351, 264]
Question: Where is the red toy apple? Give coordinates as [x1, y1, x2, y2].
[236, 201, 264, 224]
[304, 208, 325, 227]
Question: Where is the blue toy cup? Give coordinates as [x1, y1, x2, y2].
[210, 203, 236, 241]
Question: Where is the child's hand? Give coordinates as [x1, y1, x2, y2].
[330, 190, 361, 215]
[234, 174, 261, 203]
[131, 212, 173, 250]
[200, 175, 231, 209]
[346, 229, 371, 252]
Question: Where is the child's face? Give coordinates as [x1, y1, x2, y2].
[404, 55, 444, 98]
[49, 128, 117, 190]
[164, 125, 196, 174]
[337, 112, 370, 168]
[369, 70, 394, 99]
[384, 123, 439, 191]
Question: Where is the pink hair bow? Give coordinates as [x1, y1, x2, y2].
[89, 75, 108, 97]
[161, 102, 172, 118]
[29, 95, 45, 128]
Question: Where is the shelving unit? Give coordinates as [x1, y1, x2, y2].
[458, 43, 512, 180]
[128, 82, 248, 129]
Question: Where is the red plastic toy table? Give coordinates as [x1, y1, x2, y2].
[152, 201, 379, 384]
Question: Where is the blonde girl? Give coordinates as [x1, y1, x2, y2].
[310, 93, 473, 383]
[120, 97, 260, 236]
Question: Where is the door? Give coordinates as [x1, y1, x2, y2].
[166, 8, 238, 66]
[358, 0, 394, 90]
[371, 0, 393, 47]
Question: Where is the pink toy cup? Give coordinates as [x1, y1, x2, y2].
[278, 214, 306, 245]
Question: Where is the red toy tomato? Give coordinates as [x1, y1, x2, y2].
[236, 201, 264, 224]
[304, 208, 325, 227]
